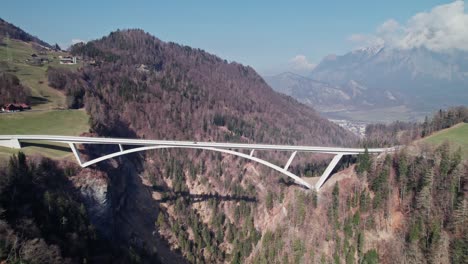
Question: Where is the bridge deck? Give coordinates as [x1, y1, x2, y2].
[0, 135, 393, 154]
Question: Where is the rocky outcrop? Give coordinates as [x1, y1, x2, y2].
[72, 157, 187, 263]
[72, 167, 113, 238]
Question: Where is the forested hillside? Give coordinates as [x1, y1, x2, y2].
[56, 29, 358, 263]
[0, 153, 144, 263]
[1, 23, 466, 264]
[0, 72, 30, 105]
[41, 29, 468, 264]
[364, 106, 468, 146]
[67, 29, 355, 146]
[252, 141, 467, 263]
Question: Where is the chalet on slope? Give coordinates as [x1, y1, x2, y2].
[59, 56, 77, 65]
[26, 54, 50, 66]
[1, 103, 31, 112]
[19, 103, 31, 110]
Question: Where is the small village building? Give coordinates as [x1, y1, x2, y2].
[19, 103, 31, 110]
[59, 56, 77, 65]
[1, 103, 31, 112]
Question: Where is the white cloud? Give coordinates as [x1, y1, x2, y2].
[377, 19, 401, 34]
[348, 33, 367, 43]
[347, 34, 383, 49]
[60, 38, 87, 50]
[289, 55, 316, 73]
[350, 1, 468, 51]
[71, 38, 86, 45]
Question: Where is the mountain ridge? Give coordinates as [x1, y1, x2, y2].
[266, 45, 468, 121]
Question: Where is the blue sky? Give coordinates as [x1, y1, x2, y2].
[0, 0, 455, 75]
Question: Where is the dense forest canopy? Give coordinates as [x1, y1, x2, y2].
[0, 72, 31, 105]
[0, 153, 144, 263]
[364, 106, 468, 147]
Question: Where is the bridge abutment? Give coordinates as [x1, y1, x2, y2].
[0, 138, 21, 149]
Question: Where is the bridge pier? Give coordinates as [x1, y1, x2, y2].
[0, 138, 21, 149]
[68, 143, 83, 166]
[284, 151, 297, 170]
[315, 154, 343, 191]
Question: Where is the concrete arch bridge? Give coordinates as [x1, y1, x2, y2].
[0, 135, 395, 191]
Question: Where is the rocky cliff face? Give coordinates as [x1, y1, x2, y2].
[72, 167, 112, 238]
[71, 155, 188, 263]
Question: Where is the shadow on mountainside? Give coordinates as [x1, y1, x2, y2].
[102, 159, 188, 264]
[21, 141, 71, 152]
[152, 186, 257, 203]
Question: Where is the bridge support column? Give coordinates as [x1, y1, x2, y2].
[315, 154, 343, 191]
[68, 143, 83, 166]
[284, 151, 297, 170]
[0, 138, 21, 149]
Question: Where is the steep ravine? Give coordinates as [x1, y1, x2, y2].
[110, 160, 188, 263]
[72, 157, 188, 263]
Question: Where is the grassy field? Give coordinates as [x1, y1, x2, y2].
[0, 109, 89, 160]
[422, 123, 468, 159]
[0, 37, 88, 161]
[0, 109, 89, 135]
[0, 38, 82, 110]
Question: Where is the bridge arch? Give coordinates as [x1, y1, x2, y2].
[1, 135, 394, 191]
[73, 144, 313, 189]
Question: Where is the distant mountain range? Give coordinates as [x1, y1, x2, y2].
[263, 72, 351, 112]
[265, 46, 468, 122]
